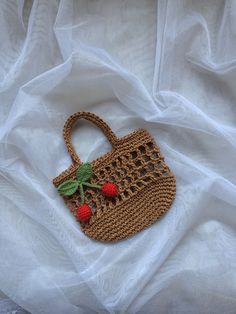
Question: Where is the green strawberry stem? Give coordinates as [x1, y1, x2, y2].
[79, 183, 85, 204]
[83, 182, 102, 189]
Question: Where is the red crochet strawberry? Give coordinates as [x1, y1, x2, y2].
[77, 204, 92, 222]
[101, 182, 118, 197]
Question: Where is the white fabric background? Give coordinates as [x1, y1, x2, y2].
[0, 0, 236, 313]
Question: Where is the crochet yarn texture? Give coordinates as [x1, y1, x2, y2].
[53, 112, 176, 242]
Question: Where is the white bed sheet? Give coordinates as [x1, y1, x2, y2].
[0, 1, 236, 313]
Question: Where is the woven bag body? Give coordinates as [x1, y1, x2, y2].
[53, 112, 176, 242]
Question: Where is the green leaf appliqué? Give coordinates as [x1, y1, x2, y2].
[57, 180, 79, 196]
[76, 162, 92, 183]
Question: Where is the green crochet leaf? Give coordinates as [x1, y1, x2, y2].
[76, 162, 92, 183]
[57, 180, 79, 196]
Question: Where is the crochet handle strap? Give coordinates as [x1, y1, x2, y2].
[63, 112, 119, 164]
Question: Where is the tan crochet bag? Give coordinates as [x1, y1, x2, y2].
[53, 112, 176, 242]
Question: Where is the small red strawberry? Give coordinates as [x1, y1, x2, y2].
[77, 204, 92, 222]
[101, 182, 118, 197]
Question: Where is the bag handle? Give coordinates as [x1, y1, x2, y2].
[63, 112, 119, 164]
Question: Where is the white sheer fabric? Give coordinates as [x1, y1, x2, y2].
[0, 0, 236, 313]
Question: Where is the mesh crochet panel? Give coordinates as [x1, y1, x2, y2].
[53, 112, 176, 242]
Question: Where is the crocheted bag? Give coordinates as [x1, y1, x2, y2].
[53, 112, 176, 242]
